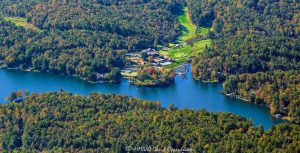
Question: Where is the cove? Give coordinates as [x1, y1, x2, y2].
[0, 67, 286, 130]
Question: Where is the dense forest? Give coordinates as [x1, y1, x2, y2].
[189, 0, 300, 123]
[0, 92, 299, 152]
[223, 71, 300, 124]
[0, 1, 299, 151]
[0, 0, 183, 82]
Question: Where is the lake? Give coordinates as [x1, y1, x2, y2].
[0, 67, 286, 130]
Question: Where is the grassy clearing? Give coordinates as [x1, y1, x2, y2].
[176, 9, 210, 43]
[196, 27, 209, 35]
[160, 7, 212, 68]
[192, 39, 212, 49]
[161, 39, 211, 68]
[177, 9, 197, 43]
[4, 17, 41, 32]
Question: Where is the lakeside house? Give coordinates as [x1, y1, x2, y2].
[153, 59, 165, 63]
[274, 114, 282, 118]
[147, 51, 159, 56]
[142, 48, 159, 56]
[96, 73, 105, 80]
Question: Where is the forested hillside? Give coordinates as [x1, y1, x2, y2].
[0, 92, 299, 152]
[223, 71, 300, 124]
[189, 0, 300, 123]
[0, 0, 182, 82]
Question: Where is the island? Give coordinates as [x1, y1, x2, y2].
[130, 68, 175, 87]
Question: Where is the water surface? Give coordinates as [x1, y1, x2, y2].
[0, 68, 286, 129]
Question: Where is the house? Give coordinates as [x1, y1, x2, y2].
[142, 48, 152, 52]
[161, 62, 172, 66]
[147, 51, 158, 56]
[153, 59, 165, 63]
[96, 73, 105, 79]
[125, 53, 140, 57]
[130, 57, 145, 65]
[274, 114, 282, 118]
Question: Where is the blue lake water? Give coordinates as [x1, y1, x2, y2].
[0, 67, 286, 130]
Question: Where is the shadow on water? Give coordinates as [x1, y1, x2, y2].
[0, 68, 287, 130]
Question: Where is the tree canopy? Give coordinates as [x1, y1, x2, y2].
[189, 0, 300, 123]
[0, 0, 183, 82]
[0, 92, 299, 152]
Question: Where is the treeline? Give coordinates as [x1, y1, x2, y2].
[189, 0, 299, 123]
[192, 35, 299, 81]
[188, 0, 299, 36]
[0, 92, 299, 152]
[190, 0, 299, 80]
[223, 71, 300, 124]
[187, 0, 216, 27]
[0, 0, 183, 82]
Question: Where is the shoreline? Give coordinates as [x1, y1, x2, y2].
[0, 66, 120, 84]
[0, 66, 292, 123]
[221, 92, 292, 122]
[192, 77, 219, 83]
[129, 78, 175, 87]
[129, 79, 175, 87]
[0, 66, 288, 129]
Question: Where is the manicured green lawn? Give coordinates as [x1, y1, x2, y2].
[160, 7, 212, 68]
[177, 9, 197, 43]
[192, 39, 211, 50]
[196, 27, 209, 35]
[161, 39, 211, 68]
[176, 9, 210, 43]
[4, 17, 41, 32]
